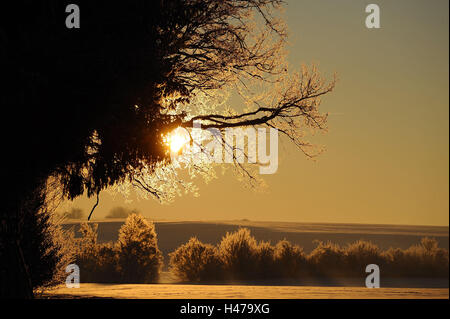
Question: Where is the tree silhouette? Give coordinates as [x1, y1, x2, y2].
[0, 0, 334, 298]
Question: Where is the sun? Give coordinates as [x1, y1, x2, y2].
[165, 127, 190, 153]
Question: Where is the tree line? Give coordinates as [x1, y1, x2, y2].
[31, 214, 449, 292]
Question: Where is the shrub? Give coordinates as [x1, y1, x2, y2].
[307, 241, 346, 276]
[383, 237, 449, 277]
[73, 222, 120, 283]
[116, 214, 163, 283]
[273, 240, 306, 278]
[169, 232, 449, 282]
[169, 237, 223, 282]
[170, 229, 308, 281]
[255, 241, 276, 278]
[344, 240, 384, 276]
[218, 228, 260, 280]
[414, 237, 449, 275]
[23, 206, 73, 292]
[92, 243, 120, 283]
[71, 214, 164, 283]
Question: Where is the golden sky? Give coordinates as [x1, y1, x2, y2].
[60, 0, 449, 226]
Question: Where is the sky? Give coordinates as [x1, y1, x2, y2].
[59, 0, 449, 226]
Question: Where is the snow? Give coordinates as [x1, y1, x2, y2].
[43, 284, 449, 299]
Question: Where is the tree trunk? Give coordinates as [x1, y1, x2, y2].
[0, 242, 34, 298]
[0, 212, 34, 299]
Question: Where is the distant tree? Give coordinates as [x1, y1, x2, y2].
[116, 214, 163, 283]
[105, 207, 139, 219]
[1, 0, 334, 297]
[62, 208, 85, 220]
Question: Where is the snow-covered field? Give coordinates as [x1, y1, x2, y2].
[44, 284, 449, 299]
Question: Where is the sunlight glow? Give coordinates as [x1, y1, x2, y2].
[165, 127, 190, 153]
